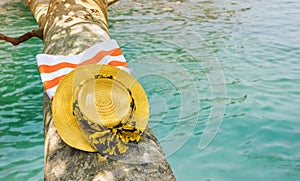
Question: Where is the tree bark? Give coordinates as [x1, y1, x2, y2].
[24, 0, 175, 180]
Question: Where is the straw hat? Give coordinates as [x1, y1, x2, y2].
[52, 64, 149, 155]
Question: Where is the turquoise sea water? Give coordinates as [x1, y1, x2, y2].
[1, 0, 300, 180]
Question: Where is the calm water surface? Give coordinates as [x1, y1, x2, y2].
[0, 0, 300, 180]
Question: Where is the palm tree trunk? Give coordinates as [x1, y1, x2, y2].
[24, 0, 176, 180]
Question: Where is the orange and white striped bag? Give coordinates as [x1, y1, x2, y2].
[36, 39, 129, 100]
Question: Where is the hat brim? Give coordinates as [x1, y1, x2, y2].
[52, 64, 149, 152]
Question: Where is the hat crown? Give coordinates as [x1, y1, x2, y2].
[76, 75, 133, 128]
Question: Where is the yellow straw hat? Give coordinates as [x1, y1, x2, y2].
[52, 64, 149, 155]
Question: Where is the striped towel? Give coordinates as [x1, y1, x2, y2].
[36, 39, 129, 100]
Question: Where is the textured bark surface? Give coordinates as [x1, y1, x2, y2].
[25, 0, 176, 180]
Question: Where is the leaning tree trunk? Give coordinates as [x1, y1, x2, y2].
[24, 0, 176, 180]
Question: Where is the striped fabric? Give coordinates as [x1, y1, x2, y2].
[36, 39, 129, 100]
